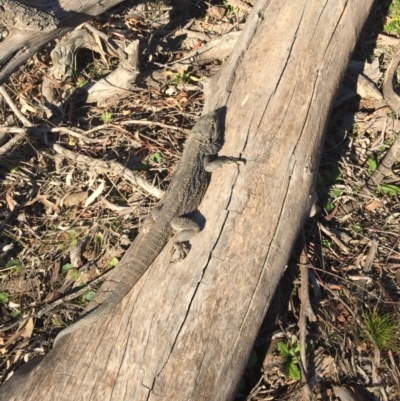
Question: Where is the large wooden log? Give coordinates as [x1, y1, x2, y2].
[0, 0, 374, 400]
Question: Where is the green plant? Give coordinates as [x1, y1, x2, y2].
[108, 257, 119, 267]
[377, 183, 400, 196]
[61, 262, 72, 273]
[101, 111, 112, 123]
[277, 341, 301, 380]
[223, 0, 238, 15]
[367, 156, 378, 175]
[53, 315, 64, 326]
[76, 77, 88, 88]
[149, 152, 163, 163]
[321, 238, 332, 249]
[0, 292, 9, 304]
[353, 222, 362, 233]
[95, 233, 103, 246]
[111, 219, 122, 232]
[11, 309, 20, 318]
[173, 71, 192, 85]
[4, 258, 24, 273]
[84, 291, 96, 301]
[362, 312, 399, 351]
[384, 0, 400, 36]
[68, 269, 80, 281]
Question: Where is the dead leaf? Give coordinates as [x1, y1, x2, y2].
[19, 318, 34, 340]
[6, 184, 16, 211]
[364, 199, 381, 211]
[333, 386, 364, 401]
[70, 242, 84, 268]
[396, 270, 400, 286]
[207, 5, 226, 20]
[327, 284, 343, 291]
[85, 181, 105, 207]
[25, 194, 60, 214]
[19, 97, 38, 114]
[191, 40, 203, 52]
[63, 191, 89, 207]
[0, 337, 5, 355]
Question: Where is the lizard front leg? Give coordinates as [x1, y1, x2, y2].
[204, 155, 245, 172]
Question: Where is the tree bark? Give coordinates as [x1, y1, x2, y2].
[0, 0, 374, 400]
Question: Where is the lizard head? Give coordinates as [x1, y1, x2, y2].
[194, 111, 223, 155]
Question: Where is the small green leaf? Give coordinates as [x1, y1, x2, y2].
[84, 291, 96, 301]
[324, 201, 334, 211]
[108, 257, 119, 267]
[377, 183, 400, 196]
[53, 315, 64, 326]
[76, 78, 88, 88]
[101, 111, 112, 123]
[0, 292, 9, 304]
[70, 238, 78, 247]
[5, 258, 23, 272]
[11, 309, 20, 318]
[95, 233, 103, 245]
[368, 157, 378, 175]
[287, 361, 301, 380]
[277, 341, 290, 357]
[353, 222, 362, 233]
[331, 188, 342, 198]
[322, 239, 331, 248]
[68, 269, 80, 281]
[149, 153, 162, 163]
[62, 263, 72, 273]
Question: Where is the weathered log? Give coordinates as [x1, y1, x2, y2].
[1, 0, 374, 400]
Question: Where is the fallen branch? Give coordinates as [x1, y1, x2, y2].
[51, 142, 164, 199]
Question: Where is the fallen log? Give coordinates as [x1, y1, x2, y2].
[0, 0, 374, 400]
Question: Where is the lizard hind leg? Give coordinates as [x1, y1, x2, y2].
[170, 216, 200, 262]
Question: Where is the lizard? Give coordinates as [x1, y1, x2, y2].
[54, 110, 242, 346]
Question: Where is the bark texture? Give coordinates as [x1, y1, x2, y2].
[0, 0, 374, 400]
